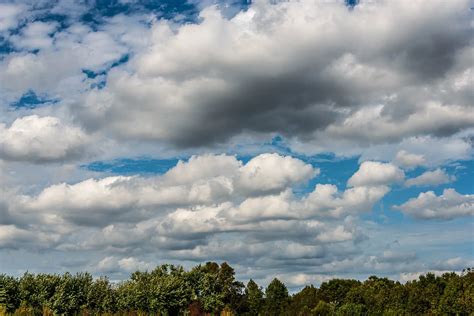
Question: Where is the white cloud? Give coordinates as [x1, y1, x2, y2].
[0, 115, 90, 163]
[395, 188, 474, 220]
[3, 153, 391, 262]
[348, 161, 404, 187]
[97, 256, 152, 273]
[0, 4, 24, 32]
[405, 169, 455, 187]
[70, 0, 472, 150]
[237, 153, 318, 194]
[394, 150, 425, 169]
[11, 21, 58, 50]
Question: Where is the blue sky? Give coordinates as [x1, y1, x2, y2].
[0, 0, 472, 288]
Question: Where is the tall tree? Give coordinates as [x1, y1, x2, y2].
[245, 279, 264, 315]
[264, 278, 289, 315]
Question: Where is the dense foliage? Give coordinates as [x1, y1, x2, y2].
[0, 263, 472, 315]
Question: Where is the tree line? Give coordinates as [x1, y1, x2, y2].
[0, 262, 472, 315]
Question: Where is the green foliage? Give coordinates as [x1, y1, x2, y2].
[312, 300, 334, 315]
[87, 276, 116, 313]
[318, 279, 360, 307]
[0, 274, 20, 313]
[244, 279, 264, 315]
[335, 303, 366, 316]
[0, 264, 472, 315]
[289, 285, 319, 315]
[189, 262, 244, 314]
[51, 272, 92, 315]
[264, 278, 289, 315]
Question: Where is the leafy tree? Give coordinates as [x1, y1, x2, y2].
[336, 303, 366, 316]
[51, 272, 92, 315]
[289, 285, 319, 315]
[148, 265, 192, 315]
[86, 276, 116, 314]
[0, 274, 20, 313]
[318, 279, 360, 307]
[189, 262, 243, 314]
[244, 279, 264, 315]
[264, 278, 289, 315]
[312, 300, 334, 315]
[0, 264, 473, 315]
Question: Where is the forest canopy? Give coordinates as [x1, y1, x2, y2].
[0, 263, 473, 315]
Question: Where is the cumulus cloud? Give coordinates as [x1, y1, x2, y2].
[405, 169, 455, 187]
[347, 161, 404, 187]
[394, 150, 425, 169]
[2, 153, 391, 274]
[0, 115, 90, 163]
[395, 189, 474, 220]
[10, 21, 58, 50]
[97, 256, 152, 273]
[0, 3, 24, 32]
[71, 0, 472, 149]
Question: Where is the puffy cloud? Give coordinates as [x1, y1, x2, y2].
[405, 169, 455, 187]
[3, 153, 390, 267]
[97, 256, 152, 273]
[395, 189, 474, 220]
[322, 102, 474, 145]
[20, 154, 316, 226]
[10, 21, 58, 50]
[0, 115, 90, 163]
[347, 161, 404, 187]
[73, 0, 472, 149]
[0, 3, 24, 32]
[302, 184, 390, 218]
[394, 150, 425, 169]
[237, 153, 318, 194]
[0, 224, 60, 249]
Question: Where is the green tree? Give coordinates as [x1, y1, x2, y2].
[336, 303, 366, 316]
[189, 262, 244, 314]
[0, 274, 20, 313]
[244, 279, 264, 315]
[312, 300, 334, 315]
[289, 285, 319, 315]
[51, 272, 92, 315]
[318, 279, 360, 307]
[264, 278, 289, 315]
[86, 276, 116, 314]
[148, 265, 193, 315]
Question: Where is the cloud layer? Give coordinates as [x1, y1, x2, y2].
[0, 0, 472, 286]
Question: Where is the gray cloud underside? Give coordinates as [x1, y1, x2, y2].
[73, 0, 473, 148]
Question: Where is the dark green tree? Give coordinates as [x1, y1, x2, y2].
[264, 278, 289, 315]
[0, 274, 20, 313]
[318, 279, 360, 307]
[244, 279, 264, 315]
[86, 276, 116, 314]
[289, 285, 319, 315]
[51, 272, 92, 315]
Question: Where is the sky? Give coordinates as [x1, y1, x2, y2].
[0, 0, 473, 289]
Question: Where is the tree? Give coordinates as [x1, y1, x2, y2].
[51, 272, 92, 315]
[264, 278, 289, 315]
[0, 274, 20, 313]
[312, 300, 334, 315]
[86, 276, 116, 314]
[289, 285, 319, 315]
[244, 279, 264, 315]
[318, 279, 360, 307]
[336, 303, 366, 315]
[189, 262, 244, 314]
[148, 265, 192, 315]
